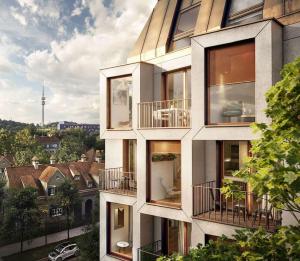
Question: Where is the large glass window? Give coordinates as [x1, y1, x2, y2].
[165, 68, 191, 101]
[148, 141, 181, 207]
[123, 140, 136, 173]
[108, 76, 132, 129]
[226, 0, 264, 26]
[109, 203, 132, 260]
[169, 1, 200, 51]
[207, 41, 255, 125]
[222, 141, 249, 179]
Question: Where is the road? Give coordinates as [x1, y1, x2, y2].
[37, 256, 79, 261]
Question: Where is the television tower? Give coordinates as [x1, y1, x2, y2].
[41, 83, 46, 127]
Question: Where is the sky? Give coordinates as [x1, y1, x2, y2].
[0, 0, 156, 124]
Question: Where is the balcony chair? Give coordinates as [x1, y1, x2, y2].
[209, 188, 226, 212]
[160, 177, 181, 199]
[252, 198, 274, 228]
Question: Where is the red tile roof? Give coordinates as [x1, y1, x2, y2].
[5, 161, 104, 197]
[20, 175, 38, 189]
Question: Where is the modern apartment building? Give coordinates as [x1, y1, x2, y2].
[99, 1, 300, 260]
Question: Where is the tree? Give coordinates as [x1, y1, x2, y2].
[55, 129, 86, 163]
[158, 227, 300, 261]
[0, 128, 12, 155]
[231, 57, 300, 221]
[1, 187, 40, 252]
[54, 180, 81, 239]
[78, 225, 99, 261]
[0, 178, 6, 217]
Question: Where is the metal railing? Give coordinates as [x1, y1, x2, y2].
[193, 181, 282, 231]
[99, 167, 136, 196]
[138, 99, 191, 128]
[137, 240, 162, 261]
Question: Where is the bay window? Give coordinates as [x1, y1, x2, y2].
[207, 41, 255, 125]
[108, 76, 132, 129]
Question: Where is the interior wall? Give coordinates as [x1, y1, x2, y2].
[140, 214, 154, 246]
[205, 141, 217, 182]
[105, 139, 123, 168]
[110, 203, 130, 252]
[192, 140, 205, 185]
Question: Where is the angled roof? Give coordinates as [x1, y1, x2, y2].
[40, 166, 64, 183]
[5, 161, 104, 197]
[35, 136, 60, 144]
[20, 175, 38, 189]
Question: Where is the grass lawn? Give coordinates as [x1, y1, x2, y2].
[2, 235, 84, 261]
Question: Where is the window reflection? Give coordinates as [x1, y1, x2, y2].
[226, 0, 264, 26]
[148, 141, 181, 207]
[109, 76, 132, 129]
[223, 141, 249, 178]
[207, 41, 255, 124]
[169, 1, 200, 51]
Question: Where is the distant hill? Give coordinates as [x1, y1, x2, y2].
[0, 119, 33, 132]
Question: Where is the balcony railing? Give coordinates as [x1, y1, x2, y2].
[137, 240, 162, 261]
[99, 167, 136, 196]
[193, 181, 282, 231]
[138, 99, 191, 128]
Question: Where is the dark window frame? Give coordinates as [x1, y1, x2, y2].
[169, 1, 201, 52]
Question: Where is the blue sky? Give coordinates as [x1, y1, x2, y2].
[0, 0, 156, 124]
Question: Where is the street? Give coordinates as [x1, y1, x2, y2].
[37, 257, 79, 261]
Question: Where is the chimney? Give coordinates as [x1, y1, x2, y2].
[32, 156, 39, 169]
[50, 155, 56, 164]
[81, 154, 87, 162]
[95, 150, 101, 163]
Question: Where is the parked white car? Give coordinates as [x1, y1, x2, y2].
[48, 242, 80, 261]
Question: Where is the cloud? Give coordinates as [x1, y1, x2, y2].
[0, 56, 13, 73]
[10, 7, 27, 26]
[1, 0, 157, 124]
[17, 0, 38, 13]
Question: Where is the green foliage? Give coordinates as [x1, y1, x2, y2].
[0, 119, 31, 133]
[55, 129, 85, 163]
[53, 179, 81, 239]
[232, 57, 300, 219]
[221, 179, 245, 201]
[1, 187, 41, 252]
[159, 227, 300, 261]
[0, 178, 6, 213]
[78, 225, 99, 261]
[0, 129, 13, 155]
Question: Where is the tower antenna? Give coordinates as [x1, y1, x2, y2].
[41, 82, 46, 127]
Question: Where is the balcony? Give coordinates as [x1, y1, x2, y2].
[138, 99, 191, 129]
[137, 240, 162, 261]
[193, 181, 282, 231]
[99, 167, 136, 196]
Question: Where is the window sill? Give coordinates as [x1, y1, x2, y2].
[205, 123, 252, 128]
[147, 201, 182, 210]
[106, 128, 133, 131]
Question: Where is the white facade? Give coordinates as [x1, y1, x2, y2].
[99, 17, 300, 261]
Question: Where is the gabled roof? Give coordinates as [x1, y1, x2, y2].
[40, 166, 64, 183]
[20, 175, 38, 189]
[5, 161, 104, 197]
[35, 136, 60, 144]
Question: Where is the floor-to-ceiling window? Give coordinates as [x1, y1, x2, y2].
[108, 76, 132, 129]
[147, 141, 181, 208]
[207, 41, 255, 125]
[108, 203, 133, 260]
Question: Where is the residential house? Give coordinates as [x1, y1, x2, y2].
[4, 155, 104, 220]
[99, 1, 300, 260]
[35, 135, 60, 153]
[0, 155, 13, 175]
